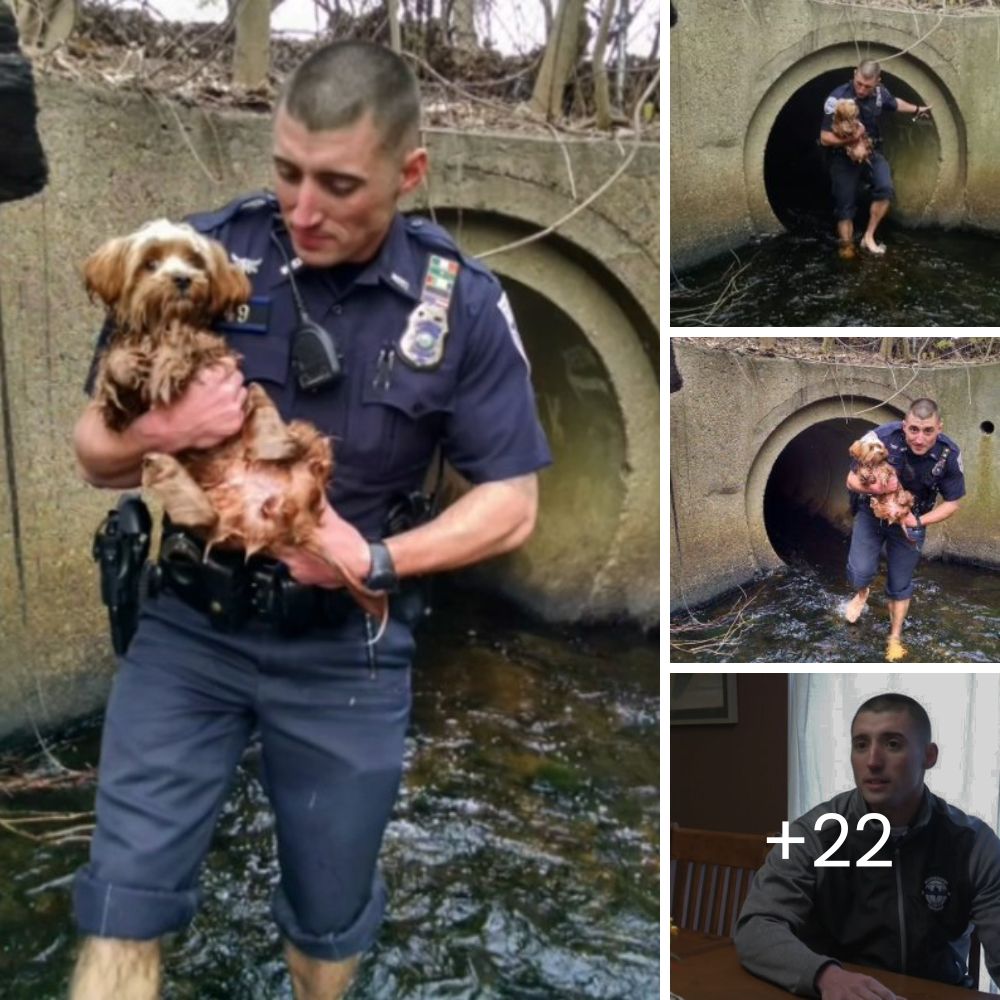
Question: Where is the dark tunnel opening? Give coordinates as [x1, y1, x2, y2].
[763, 417, 878, 577]
[763, 68, 927, 235]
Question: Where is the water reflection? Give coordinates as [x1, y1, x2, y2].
[670, 510, 1000, 663]
[0, 588, 659, 998]
[671, 225, 1000, 326]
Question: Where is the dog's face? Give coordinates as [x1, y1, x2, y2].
[834, 99, 860, 127]
[84, 220, 250, 334]
[850, 439, 889, 466]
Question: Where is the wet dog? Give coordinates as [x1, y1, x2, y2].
[832, 99, 873, 164]
[849, 438, 915, 539]
[84, 219, 387, 627]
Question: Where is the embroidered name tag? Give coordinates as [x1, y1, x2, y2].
[216, 296, 271, 335]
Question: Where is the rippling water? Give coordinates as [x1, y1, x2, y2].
[670, 224, 1000, 326]
[0, 588, 659, 998]
[670, 510, 1000, 664]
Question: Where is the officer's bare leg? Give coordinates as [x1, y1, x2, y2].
[885, 597, 910, 661]
[844, 586, 869, 623]
[862, 199, 890, 253]
[284, 941, 359, 1000]
[70, 936, 162, 1000]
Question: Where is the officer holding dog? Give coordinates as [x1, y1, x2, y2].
[820, 60, 931, 258]
[71, 40, 551, 1000]
[844, 398, 964, 663]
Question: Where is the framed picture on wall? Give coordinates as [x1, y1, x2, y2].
[670, 674, 738, 725]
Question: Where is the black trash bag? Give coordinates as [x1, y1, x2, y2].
[0, 0, 48, 204]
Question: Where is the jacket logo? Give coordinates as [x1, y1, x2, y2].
[923, 876, 950, 912]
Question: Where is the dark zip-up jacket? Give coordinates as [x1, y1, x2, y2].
[734, 788, 1000, 996]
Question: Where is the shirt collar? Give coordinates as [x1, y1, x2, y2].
[352, 213, 423, 302]
[266, 211, 423, 303]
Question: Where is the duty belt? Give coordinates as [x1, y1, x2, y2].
[149, 525, 357, 635]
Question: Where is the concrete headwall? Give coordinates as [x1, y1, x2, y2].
[670, 339, 1000, 611]
[671, 0, 1000, 268]
[0, 77, 659, 740]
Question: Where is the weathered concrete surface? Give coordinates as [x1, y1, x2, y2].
[671, 0, 1000, 268]
[0, 77, 659, 740]
[670, 339, 1000, 611]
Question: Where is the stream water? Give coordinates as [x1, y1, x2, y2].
[670, 508, 1000, 664]
[670, 224, 1000, 327]
[0, 588, 660, 999]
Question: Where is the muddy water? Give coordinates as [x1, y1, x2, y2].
[670, 509, 1000, 664]
[670, 225, 1000, 326]
[0, 588, 659, 998]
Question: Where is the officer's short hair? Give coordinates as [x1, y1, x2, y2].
[857, 60, 880, 80]
[907, 398, 941, 422]
[852, 693, 932, 746]
[279, 40, 420, 156]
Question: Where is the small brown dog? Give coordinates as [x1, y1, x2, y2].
[832, 100, 873, 164]
[84, 219, 387, 626]
[849, 438, 916, 539]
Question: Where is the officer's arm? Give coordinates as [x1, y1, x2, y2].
[285, 475, 538, 588]
[734, 828, 841, 996]
[846, 470, 896, 495]
[967, 822, 1000, 987]
[73, 365, 247, 488]
[913, 498, 960, 527]
[820, 129, 859, 148]
[386, 473, 538, 579]
[73, 402, 146, 488]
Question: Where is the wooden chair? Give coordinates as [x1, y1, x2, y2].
[670, 826, 773, 939]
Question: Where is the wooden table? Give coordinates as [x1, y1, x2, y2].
[669, 931, 993, 999]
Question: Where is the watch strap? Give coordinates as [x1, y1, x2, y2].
[364, 540, 398, 593]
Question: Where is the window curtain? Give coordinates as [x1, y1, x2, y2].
[789, 672, 1000, 994]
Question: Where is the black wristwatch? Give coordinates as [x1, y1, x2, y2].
[363, 540, 399, 593]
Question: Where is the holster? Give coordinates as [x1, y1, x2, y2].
[92, 495, 152, 655]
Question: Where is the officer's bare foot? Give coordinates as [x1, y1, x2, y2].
[886, 636, 908, 662]
[844, 587, 869, 623]
[861, 236, 886, 255]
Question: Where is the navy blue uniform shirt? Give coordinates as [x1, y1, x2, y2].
[853, 421, 965, 515]
[822, 81, 898, 145]
[86, 192, 552, 538]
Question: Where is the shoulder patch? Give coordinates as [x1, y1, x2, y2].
[957, 452, 964, 474]
[497, 291, 530, 373]
[861, 429, 880, 445]
[824, 95, 838, 115]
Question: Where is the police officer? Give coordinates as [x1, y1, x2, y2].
[70, 41, 551, 1000]
[844, 398, 964, 663]
[819, 60, 931, 258]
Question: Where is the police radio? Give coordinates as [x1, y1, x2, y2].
[269, 231, 343, 392]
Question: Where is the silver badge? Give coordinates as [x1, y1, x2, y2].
[398, 302, 449, 369]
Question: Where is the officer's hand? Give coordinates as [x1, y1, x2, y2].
[277, 499, 371, 589]
[816, 964, 907, 1000]
[870, 474, 899, 495]
[138, 363, 247, 452]
[901, 512, 921, 529]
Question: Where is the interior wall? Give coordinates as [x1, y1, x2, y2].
[670, 673, 788, 834]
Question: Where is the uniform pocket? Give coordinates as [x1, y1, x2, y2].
[359, 350, 454, 478]
[227, 332, 290, 388]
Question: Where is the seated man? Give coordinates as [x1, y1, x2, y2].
[734, 693, 1000, 998]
